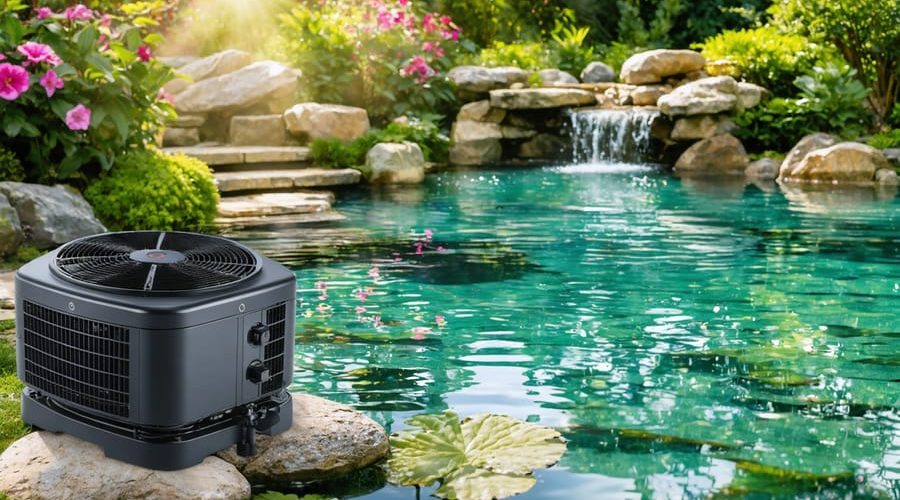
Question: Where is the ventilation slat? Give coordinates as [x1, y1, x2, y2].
[22, 301, 130, 417]
[261, 303, 287, 394]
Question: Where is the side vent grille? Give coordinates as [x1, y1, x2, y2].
[261, 303, 286, 394]
[21, 301, 130, 417]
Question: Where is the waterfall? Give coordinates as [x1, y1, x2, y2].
[569, 108, 660, 164]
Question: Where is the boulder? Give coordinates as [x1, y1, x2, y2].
[517, 133, 567, 159]
[0, 270, 13, 309]
[500, 125, 538, 139]
[876, 168, 899, 185]
[448, 66, 529, 94]
[620, 49, 706, 85]
[174, 61, 300, 115]
[364, 142, 426, 184]
[745, 158, 780, 180]
[883, 148, 900, 167]
[456, 100, 506, 123]
[163, 127, 200, 147]
[736, 82, 766, 110]
[283, 103, 370, 142]
[451, 121, 503, 143]
[580, 62, 615, 83]
[0, 194, 22, 259]
[783, 142, 890, 184]
[674, 133, 749, 174]
[631, 84, 670, 106]
[218, 393, 389, 483]
[779, 133, 837, 179]
[657, 76, 739, 116]
[670, 114, 735, 141]
[538, 69, 578, 85]
[0, 432, 250, 500]
[0, 183, 106, 249]
[166, 49, 254, 95]
[175, 114, 206, 128]
[450, 117, 505, 165]
[489, 88, 596, 109]
[230, 115, 286, 146]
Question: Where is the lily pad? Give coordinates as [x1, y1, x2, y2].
[387, 411, 566, 500]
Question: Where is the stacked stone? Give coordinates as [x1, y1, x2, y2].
[447, 66, 597, 165]
[161, 51, 371, 149]
[777, 133, 898, 186]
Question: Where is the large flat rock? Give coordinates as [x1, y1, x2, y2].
[489, 88, 596, 109]
[163, 146, 310, 166]
[214, 168, 361, 193]
[0, 432, 250, 500]
[217, 192, 334, 218]
[174, 61, 300, 115]
[218, 393, 388, 483]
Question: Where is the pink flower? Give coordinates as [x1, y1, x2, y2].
[157, 88, 174, 104]
[435, 315, 447, 327]
[434, 47, 444, 58]
[376, 10, 392, 29]
[0, 54, 5, 61]
[355, 289, 368, 301]
[422, 41, 435, 52]
[100, 14, 112, 27]
[436, 246, 445, 252]
[414, 241, 424, 255]
[0, 63, 30, 100]
[35, 7, 54, 20]
[65, 103, 91, 130]
[402, 56, 435, 84]
[424, 229, 433, 240]
[372, 316, 383, 328]
[439, 15, 452, 25]
[355, 306, 366, 314]
[39, 69, 64, 97]
[422, 14, 436, 32]
[398, 0, 408, 5]
[411, 326, 432, 340]
[17, 42, 62, 66]
[368, 266, 380, 279]
[65, 4, 93, 21]
[137, 45, 152, 62]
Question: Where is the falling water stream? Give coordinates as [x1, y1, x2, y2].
[569, 108, 660, 164]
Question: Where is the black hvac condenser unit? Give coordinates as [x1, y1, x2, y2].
[14, 231, 296, 470]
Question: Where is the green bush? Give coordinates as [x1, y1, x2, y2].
[0, 1, 176, 185]
[311, 118, 450, 169]
[695, 26, 827, 96]
[0, 146, 24, 182]
[550, 13, 595, 76]
[474, 41, 557, 71]
[735, 64, 871, 152]
[0, 339, 28, 452]
[84, 149, 218, 231]
[1, 245, 44, 271]
[597, 41, 646, 74]
[867, 129, 900, 149]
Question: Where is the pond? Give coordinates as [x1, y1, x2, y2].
[231, 164, 899, 498]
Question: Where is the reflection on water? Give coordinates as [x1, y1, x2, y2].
[231, 164, 900, 498]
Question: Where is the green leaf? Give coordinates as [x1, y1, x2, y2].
[387, 412, 566, 499]
[75, 26, 99, 55]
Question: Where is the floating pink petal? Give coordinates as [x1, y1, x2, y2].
[435, 315, 447, 327]
[0, 63, 29, 100]
[424, 229, 433, 239]
[355, 306, 366, 314]
[436, 246, 445, 252]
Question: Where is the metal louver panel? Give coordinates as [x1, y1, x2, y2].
[261, 303, 287, 394]
[21, 301, 130, 417]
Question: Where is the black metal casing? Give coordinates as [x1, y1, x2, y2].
[14, 233, 296, 470]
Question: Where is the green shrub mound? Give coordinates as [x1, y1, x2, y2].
[0, 146, 25, 183]
[311, 119, 450, 169]
[85, 150, 219, 231]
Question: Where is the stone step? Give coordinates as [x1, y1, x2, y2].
[214, 168, 361, 193]
[217, 192, 335, 218]
[215, 210, 346, 228]
[163, 145, 310, 166]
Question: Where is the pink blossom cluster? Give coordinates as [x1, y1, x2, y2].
[1, 5, 161, 132]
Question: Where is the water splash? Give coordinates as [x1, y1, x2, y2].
[569, 108, 660, 164]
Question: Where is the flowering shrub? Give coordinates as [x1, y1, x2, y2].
[0, 1, 175, 184]
[273, 0, 473, 124]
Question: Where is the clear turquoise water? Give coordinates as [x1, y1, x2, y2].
[235, 164, 899, 498]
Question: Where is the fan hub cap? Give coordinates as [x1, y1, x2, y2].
[129, 249, 186, 265]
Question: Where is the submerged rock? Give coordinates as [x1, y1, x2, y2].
[778, 133, 837, 180]
[218, 393, 388, 483]
[0, 182, 106, 249]
[619, 49, 706, 85]
[674, 133, 749, 175]
[783, 142, 890, 184]
[875, 168, 899, 185]
[580, 62, 615, 83]
[657, 76, 739, 116]
[284, 103, 370, 143]
[0, 432, 250, 500]
[366, 142, 426, 184]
